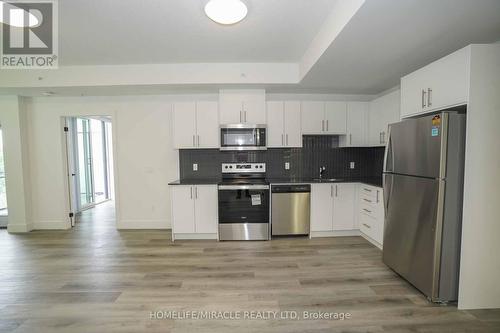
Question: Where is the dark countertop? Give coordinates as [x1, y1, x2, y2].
[169, 177, 382, 188]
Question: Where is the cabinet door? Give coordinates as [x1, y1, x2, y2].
[343, 102, 368, 147]
[283, 101, 302, 147]
[266, 101, 285, 147]
[332, 183, 356, 230]
[171, 186, 195, 233]
[194, 185, 218, 234]
[425, 47, 469, 112]
[196, 101, 219, 148]
[219, 100, 242, 124]
[310, 184, 333, 232]
[368, 90, 400, 145]
[243, 99, 266, 124]
[301, 101, 325, 134]
[325, 102, 347, 134]
[401, 69, 427, 118]
[173, 102, 197, 149]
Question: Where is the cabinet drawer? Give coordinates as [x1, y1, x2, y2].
[360, 202, 377, 219]
[360, 185, 377, 198]
[359, 212, 383, 245]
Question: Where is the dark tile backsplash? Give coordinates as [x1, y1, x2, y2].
[179, 136, 385, 181]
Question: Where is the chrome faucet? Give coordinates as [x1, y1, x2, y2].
[319, 166, 326, 179]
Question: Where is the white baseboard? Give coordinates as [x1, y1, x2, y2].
[173, 233, 217, 241]
[7, 223, 34, 233]
[360, 232, 383, 250]
[117, 219, 171, 230]
[34, 219, 71, 230]
[310, 230, 360, 238]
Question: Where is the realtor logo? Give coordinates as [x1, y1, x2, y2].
[1, 0, 58, 69]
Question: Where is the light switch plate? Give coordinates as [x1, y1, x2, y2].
[350, 162, 355, 169]
[285, 162, 290, 170]
[193, 163, 198, 171]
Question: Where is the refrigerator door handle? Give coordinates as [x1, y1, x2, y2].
[383, 126, 393, 172]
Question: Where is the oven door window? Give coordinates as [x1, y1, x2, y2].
[218, 189, 269, 224]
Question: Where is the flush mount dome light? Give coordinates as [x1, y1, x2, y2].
[204, 0, 248, 25]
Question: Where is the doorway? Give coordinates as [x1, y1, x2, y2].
[0, 127, 7, 228]
[64, 116, 115, 227]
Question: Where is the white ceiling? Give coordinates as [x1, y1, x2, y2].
[300, 0, 500, 94]
[59, 0, 337, 65]
[1, 0, 500, 96]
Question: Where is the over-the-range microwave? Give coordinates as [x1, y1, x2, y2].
[220, 124, 267, 151]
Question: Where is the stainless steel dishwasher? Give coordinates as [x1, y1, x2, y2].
[271, 184, 310, 236]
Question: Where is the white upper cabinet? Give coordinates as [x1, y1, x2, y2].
[301, 101, 325, 134]
[401, 47, 470, 118]
[173, 102, 197, 149]
[301, 101, 347, 135]
[219, 89, 266, 124]
[283, 101, 302, 147]
[267, 101, 302, 148]
[332, 183, 357, 230]
[368, 90, 400, 146]
[196, 101, 219, 148]
[325, 102, 347, 134]
[340, 102, 368, 147]
[173, 101, 219, 149]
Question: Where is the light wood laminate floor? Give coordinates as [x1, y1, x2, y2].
[0, 201, 499, 332]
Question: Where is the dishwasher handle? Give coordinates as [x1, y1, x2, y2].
[271, 185, 311, 193]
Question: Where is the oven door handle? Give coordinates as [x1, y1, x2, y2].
[218, 185, 269, 190]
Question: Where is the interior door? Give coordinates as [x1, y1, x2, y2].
[64, 119, 78, 226]
[0, 127, 7, 227]
[77, 118, 94, 208]
[383, 173, 441, 298]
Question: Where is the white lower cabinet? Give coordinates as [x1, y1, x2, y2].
[310, 183, 356, 234]
[358, 184, 384, 248]
[170, 185, 218, 240]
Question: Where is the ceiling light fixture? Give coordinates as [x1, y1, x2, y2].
[204, 0, 248, 25]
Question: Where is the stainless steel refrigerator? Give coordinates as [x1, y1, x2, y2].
[383, 112, 466, 303]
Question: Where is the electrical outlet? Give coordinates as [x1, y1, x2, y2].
[193, 163, 198, 171]
[285, 162, 290, 170]
[350, 162, 355, 169]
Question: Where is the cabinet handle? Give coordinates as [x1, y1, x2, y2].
[376, 190, 379, 203]
[362, 223, 371, 229]
[330, 185, 333, 197]
[281, 134, 284, 146]
[335, 185, 338, 197]
[286, 134, 289, 146]
[363, 188, 372, 192]
[322, 120, 325, 132]
[363, 198, 372, 203]
[197, 135, 200, 147]
[422, 89, 427, 108]
[363, 208, 372, 213]
[190, 187, 193, 199]
[379, 132, 383, 144]
[326, 120, 329, 132]
[427, 88, 432, 107]
[350, 134, 352, 145]
[192, 135, 195, 146]
[195, 186, 198, 199]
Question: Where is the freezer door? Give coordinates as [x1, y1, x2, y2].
[386, 114, 444, 178]
[383, 173, 444, 299]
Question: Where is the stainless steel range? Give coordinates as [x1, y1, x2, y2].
[218, 163, 270, 241]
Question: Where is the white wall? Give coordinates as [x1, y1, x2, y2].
[459, 45, 500, 310]
[0, 96, 33, 232]
[25, 95, 194, 230]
